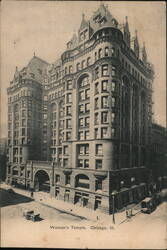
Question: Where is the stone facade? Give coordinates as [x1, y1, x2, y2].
[6, 4, 154, 213]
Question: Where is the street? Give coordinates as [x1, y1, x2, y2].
[1, 187, 167, 249]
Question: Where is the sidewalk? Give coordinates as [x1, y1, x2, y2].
[0, 183, 141, 225]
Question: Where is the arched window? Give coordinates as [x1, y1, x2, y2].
[76, 63, 80, 72]
[81, 60, 85, 69]
[104, 47, 109, 56]
[87, 57, 91, 66]
[98, 48, 102, 59]
[79, 75, 90, 88]
[75, 174, 89, 189]
[95, 52, 97, 61]
[69, 65, 73, 74]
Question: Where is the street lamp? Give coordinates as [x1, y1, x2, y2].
[111, 190, 118, 224]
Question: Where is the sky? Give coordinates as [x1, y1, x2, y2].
[0, 0, 166, 138]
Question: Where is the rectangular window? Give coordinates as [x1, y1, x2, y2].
[96, 159, 102, 169]
[67, 80, 72, 90]
[95, 179, 102, 190]
[55, 175, 60, 183]
[78, 144, 89, 155]
[95, 98, 99, 109]
[66, 119, 71, 129]
[96, 144, 103, 155]
[111, 113, 115, 123]
[101, 128, 108, 138]
[85, 103, 90, 113]
[85, 89, 90, 99]
[67, 93, 72, 103]
[79, 118, 84, 127]
[95, 66, 99, 80]
[78, 159, 83, 168]
[79, 91, 84, 101]
[64, 159, 68, 168]
[67, 106, 72, 116]
[65, 174, 70, 185]
[79, 131, 84, 140]
[95, 128, 98, 139]
[95, 82, 99, 94]
[79, 145, 84, 155]
[102, 80, 108, 92]
[44, 114, 47, 119]
[64, 146, 68, 155]
[101, 96, 108, 108]
[66, 132, 71, 140]
[102, 64, 109, 76]
[111, 128, 115, 137]
[22, 128, 25, 136]
[112, 97, 116, 107]
[95, 113, 99, 125]
[112, 81, 116, 91]
[84, 159, 89, 168]
[112, 66, 116, 76]
[79, 104, 84, 113]
[85, 117, 90, 127]
[85, 144, 89, 155]
[85, 130, 89, 139]
[101, 112, 108, 123]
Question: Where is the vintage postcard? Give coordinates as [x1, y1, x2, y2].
[0, 0, 166, 249]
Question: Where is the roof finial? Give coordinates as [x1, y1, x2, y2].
[16, 66, 18, 71]
[82, 13, 85, 19]
[33, 52, 36, 57]
[125, 16, 128, 22]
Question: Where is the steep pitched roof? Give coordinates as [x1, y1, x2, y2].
[79, 14, 89, 31]
[19, 55, 49, 83]
[89, 4, 118, 33]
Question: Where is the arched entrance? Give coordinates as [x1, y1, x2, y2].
[34, 170, 50, 192]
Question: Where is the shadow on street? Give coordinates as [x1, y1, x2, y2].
[0, 188, 33, 207]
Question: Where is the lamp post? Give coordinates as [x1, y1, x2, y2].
[112, 190, 118, 224]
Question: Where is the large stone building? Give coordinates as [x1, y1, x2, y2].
[6, 5, 154, 213]
[0, 137, 7, 181]
[150, 123, 167, 181]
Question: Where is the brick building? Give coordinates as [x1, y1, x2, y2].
[6, 5, 154, 213]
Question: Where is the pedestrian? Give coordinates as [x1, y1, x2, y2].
[30, 191, 34, 198]
[126, 209, 129, 219]
[130, 209, 133, 217]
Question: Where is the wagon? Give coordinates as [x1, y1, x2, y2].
[23, 209, 40, 221]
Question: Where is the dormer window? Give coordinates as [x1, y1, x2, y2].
[98, 48, 102, 59]
[79, 29, 88, 42]
[38, 69, 42, 75]
[104, 47, 109, 56]
[30, 73, 35, 78]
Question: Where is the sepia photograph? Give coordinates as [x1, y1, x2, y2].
[0, 0, 166, 249]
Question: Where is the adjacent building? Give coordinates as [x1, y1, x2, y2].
[0, 137, 7, 181]
[6, 5, 155, 213]
[150, 123, 167, 181]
